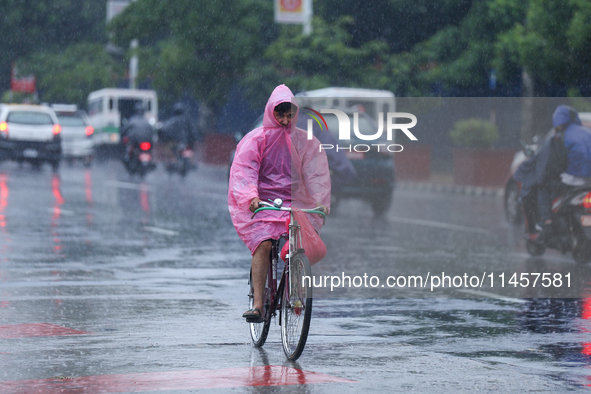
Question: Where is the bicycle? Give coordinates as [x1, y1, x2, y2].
[248, 198, 326, 361]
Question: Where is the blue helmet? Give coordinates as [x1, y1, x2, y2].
[552, 105, 580, 129]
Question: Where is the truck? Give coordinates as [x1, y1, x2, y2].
[87, 88, 158, 152]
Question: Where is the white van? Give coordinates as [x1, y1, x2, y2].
[51, 104, 94, 166]
[295, 87, 396, 122]
[87, 88, 158, 147]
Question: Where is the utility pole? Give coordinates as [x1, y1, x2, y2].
[129, 39, 139, 89]
[303, 0, 312, 36]
[521, 69, 534, 143]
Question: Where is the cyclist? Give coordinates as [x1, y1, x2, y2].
[228, 84, 331, 322]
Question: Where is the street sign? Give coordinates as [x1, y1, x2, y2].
[274, 0, 313, 34]
[107, 0, 134, 23]
[10, 64, 35, 94]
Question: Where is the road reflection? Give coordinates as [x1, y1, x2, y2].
[0, 173, 10, 259]
[51, 174, 63, 254]
[0, 173, 8, 310]
[581, 297, 591, 355]
[0, 173, 8, 230]
[116, 181, 151, 229]
[517, 294, 591, 387]
[85, 169, 93, 226]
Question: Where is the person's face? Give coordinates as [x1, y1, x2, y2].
[273, 109, 294, 127]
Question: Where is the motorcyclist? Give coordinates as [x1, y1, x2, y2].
[158, 102, 199, 165]
[514, 105, 591, 238]
[159, 103, 196, 145]
[121, 102, 154, 161]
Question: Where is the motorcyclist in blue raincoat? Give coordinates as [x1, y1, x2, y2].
[514, 105, 591, 236]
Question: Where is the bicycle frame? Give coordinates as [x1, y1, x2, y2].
[249, 199, 325, 359]
[253, 201, 325, 321]
[264, 237, 284, 322]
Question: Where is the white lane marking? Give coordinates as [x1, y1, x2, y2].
[143, 226, 179, 236]
[457, 289, 527, 303]
[105, 180, 151, 190]
[389, 216, 491, 234]
[47, 208, 76, 216]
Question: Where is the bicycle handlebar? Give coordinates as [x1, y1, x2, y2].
[252, 202, 327, 219]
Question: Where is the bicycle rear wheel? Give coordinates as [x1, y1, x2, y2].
[249, 272, 270, 347]
[281, 253, 312, 360]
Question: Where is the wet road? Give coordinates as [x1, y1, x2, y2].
[0, 160, 590, 392]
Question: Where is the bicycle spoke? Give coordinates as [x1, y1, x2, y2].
[281, 253, 312, 360]
[249, 273, 270, 347]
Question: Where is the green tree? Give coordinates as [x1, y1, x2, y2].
[19, 43, 121, 108]
[241, 16, 389, 109]
[494, 0, 591, 90]
[373, 0, 530, 95]
[389, 0, 591, 96]
[0, 0, 106, 92]
[317, 0, 473, 52]
[409, 0, 526, 92]
[110, 0, 276, 130]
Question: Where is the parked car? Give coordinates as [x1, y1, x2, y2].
[230, 109, 396, 215]
[0, 104, 61, 171]
[51, 104, 94, 167]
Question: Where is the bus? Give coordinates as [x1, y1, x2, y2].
[295, 87, 396, 122]
[87, 88, 158, 147]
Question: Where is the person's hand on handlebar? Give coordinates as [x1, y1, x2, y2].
[314, 202, 328, 216]
[250, 197, 263, 213]
[314, 202, 328, 224]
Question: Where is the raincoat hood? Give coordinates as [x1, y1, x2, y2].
[553, 105, 581, 128]
[228, 84, 331, 255]
[262, 84, 299, 130]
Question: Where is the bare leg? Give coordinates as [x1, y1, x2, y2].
[250, 240, 272, 314]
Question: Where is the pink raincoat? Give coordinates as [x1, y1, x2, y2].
[228, 84, 331, 254]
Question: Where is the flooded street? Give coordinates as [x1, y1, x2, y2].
[1, 161, 590, 392]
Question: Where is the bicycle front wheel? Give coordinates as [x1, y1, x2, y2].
[249, 273, 270, 347]
[281, 253, 312, 360]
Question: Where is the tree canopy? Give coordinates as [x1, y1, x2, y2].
[20, 43, 121, 108]
[110, 0, 277, 111]
[4, 0, 591, 114]
[0, 0, 106, 93]
[389, 0, 591, 96]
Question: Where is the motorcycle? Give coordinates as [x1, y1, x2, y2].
[504, 135, 544, 224]
[164, 142, 195, 177]
[525, 186, 591, 264]
[122, 139, 157, 178]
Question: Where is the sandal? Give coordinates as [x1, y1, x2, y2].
[242, 308, 263, 323]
